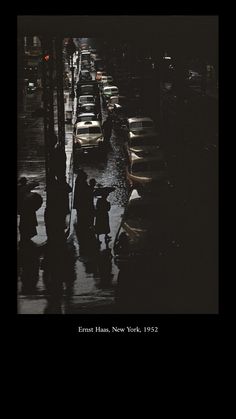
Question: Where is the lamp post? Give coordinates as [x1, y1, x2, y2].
[66, 38, 76, 99]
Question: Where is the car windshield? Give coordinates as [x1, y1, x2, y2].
[105, 88, 118, 94]
[82, 105, 95, 111]
[79, 116, 95, 121]
[131, 137, 157, 146]
[132, 160, 166, 173]
[77, 127, 101, 135]
[81, 87, 93, 94]
[80, 96, 94, 103]
[129, 121, 154, 129]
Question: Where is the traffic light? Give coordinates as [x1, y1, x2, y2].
[42, 54, 50, 62]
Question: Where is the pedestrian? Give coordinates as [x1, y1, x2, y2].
[88, 178, 97, 228]
[73, 170, 90, 229]
[50, 133, 67, 181]
[18, 179, 43, 243]
[44, 177, 72, 241]
[102, 115, 112, 146]
[18, 177, 39, 205]
[95, 191, 111, 244]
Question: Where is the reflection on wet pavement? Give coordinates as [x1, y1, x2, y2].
[18, 124, 129, 314]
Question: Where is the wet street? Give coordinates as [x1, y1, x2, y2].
[18, 86, 130, 314]
[17, 30, 218, 314]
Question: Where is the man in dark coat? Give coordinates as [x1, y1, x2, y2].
[18, 178, 42, 243]
[73, 170, 91, 230]
[102, 116, 113, 146]
[94, 192, 111, 244]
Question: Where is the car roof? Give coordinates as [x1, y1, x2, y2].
[81, 103, 96, 107]
[128, 187, 173, 206]
[75, 121, 101, 128]
[131, 154, 165, 163]
[77, 113, 96, 117]
[79, 95, 94, 98]
[103, 85, 118, 90]
[128, 117, 154, 123]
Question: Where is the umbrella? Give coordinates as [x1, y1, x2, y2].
[93, 186, 116, 197]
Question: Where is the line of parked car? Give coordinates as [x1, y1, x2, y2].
[74, 50, 110, 154]
[73, 46, 182, 271]
[74, 48, 123, 155]
[92, 56, 181, 270]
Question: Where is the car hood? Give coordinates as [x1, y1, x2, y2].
[129, 129, 157, 137]
[116, 220, 180, 256]
[129, 170, 168, 183]
[76, 134, 103, 142]
[129, 145, 162, 156]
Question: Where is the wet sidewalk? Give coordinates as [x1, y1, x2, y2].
[18, 89, 75, 247]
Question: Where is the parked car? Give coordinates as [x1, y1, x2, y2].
[126, 153, 168, 187]
[79, 70, 92, 81]
[113, 187, 182, 269]
[81, 51, 91, 62]
[81, 60, 91, 70]
[78, 95, 95, 106]
[102, 86, 119, 104]
[79, 102, 97, 115]
[76, 81, 99, 97]
[126, 117, 157, 142]
[127, 139, 163, 161]
[101, 75, 114, 85]
[73, 121, 104, 152]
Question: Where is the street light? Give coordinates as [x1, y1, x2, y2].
[66, 38, 76, 99]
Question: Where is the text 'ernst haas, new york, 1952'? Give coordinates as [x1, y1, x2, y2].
[78, 326, 158, 333]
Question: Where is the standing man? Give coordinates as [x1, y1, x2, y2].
[102, 115, 113, 146]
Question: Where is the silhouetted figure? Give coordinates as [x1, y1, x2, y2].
[88, 178, 96, 228]
[95, 192, 111, 244]
[18, 177, 39, 214]
[102, 116, 112, 146]
[73, 170, 90, 231]
[44, 177, 72, 242]
[18, 178, 42, 243]
[19, 240, 40, 294]
[96, 248, 113, 285]
[114, 231, 130, 256]
[42, 239, 76, 313]
[50, 133, 67, 181]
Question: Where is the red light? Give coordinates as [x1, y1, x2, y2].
[44, 54, 50, 62]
